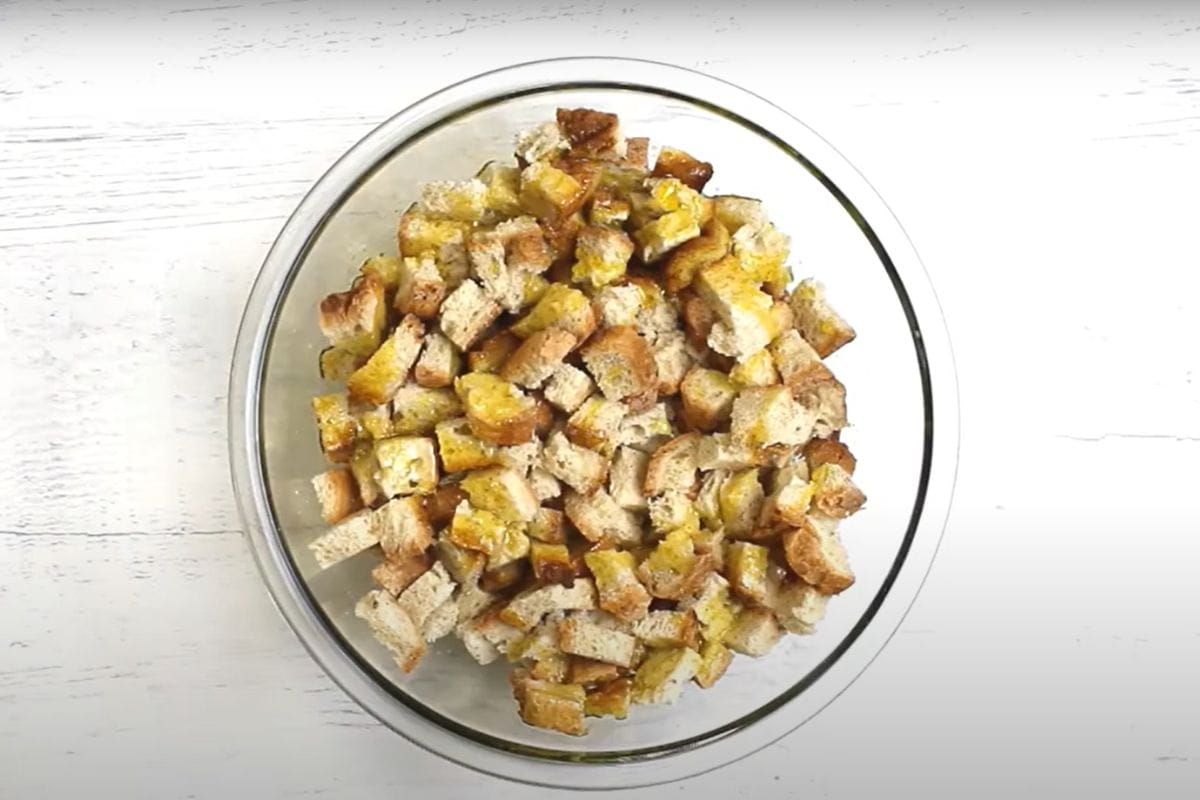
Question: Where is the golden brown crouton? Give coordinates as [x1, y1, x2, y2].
[725, 541, 771, 604]
[371, 551, 434, 596]
[319, 346, 366, 383]
[413, 332, 461, 389]
[542, 363, 595, 414]
[580, 325, 659, 410]
[373, 495, 434, 560]
[520, 162, 586, 223]
[311, 393, 359, 463]
[454, 372, 538, 446]
[311, 468, 362, 524]
[499, 328, 577, 389]
[694, 640, 733, 689]
[652, 146, 715, 191]
[724, 607, 782, 657]
[390, 385, 462, 436]
[373, 436, 439, 497]
[557, 107, 622, 157]
[636, 528, 714, 600]
[460, 466, 540, 523]
[394, 254, 447, 320]
[558, 614, 641, 668]
[809, 463, 866, 519]
[513, 675, 587, 735]
[569, 658, 623, 686]
[530, 541, 575, 585]
[439, 279, 502, 351]
[631, 647, 701, 705]
[790, 278, 856, 358]
[510, 283, 597, 343]
[345, 313, 425, 405]
[540, 430, 608, 494]
[643, 432, 701, 496]
[500, 579, 597, 631]
[623, 137, 650, 169]
[318, 274, 387, 356]
[719, 469, 766, 539]
[781, 517, 855, 595]
[608, 446, 649, 511]
[803, 437, 857, 476]
[664, 218, 730, 293]
[468, 330, 521, 374]
[729, 386, 814, 449]
[572, 224, 635, 288]
[308, 509, 377, 569]
[631, 610, 699, 649]
[680, 367, 738, 432]
[528, 506, 567, 545]
[564, 489, 643, 547]
[584, 549, 652, 623]
[566, 396, 628, 455]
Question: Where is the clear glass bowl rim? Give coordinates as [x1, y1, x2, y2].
[228, 56, 960, 790]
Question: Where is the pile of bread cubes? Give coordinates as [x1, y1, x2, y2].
[307, 108, 866, 736]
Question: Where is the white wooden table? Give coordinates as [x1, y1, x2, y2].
[3, 2, 1198, 797]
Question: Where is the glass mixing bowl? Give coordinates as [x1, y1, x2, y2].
[229, 57, 958, 789]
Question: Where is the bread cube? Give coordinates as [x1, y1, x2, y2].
[729, 348, 779, 388]
[632, 647, 701, 705]
[512, 676, 587, 736]
[460, 467, 539, 523]
[510, 283, 597, 343]
[514, 121, 569, 163]
[694, 639, 733, 689]
[694, 256, 779, 361]
[477, 161, 523, 217]
[681, 572, 738, 644]
[809, 463, 866, 519]
[648, 490, 700, 539]
[311, 468, 361, 524]
[732, 221, 790, 296]
[345, 315, 424, 406]
[566, 396, 628, 455]
[771, 579, 829, 635]
[318, 274, 387, 356]
[730, 386, 813, 449]
[355, 589, 427, 673]
[781, 516, 855, 595]
[593, 283, 644, 328]
[435, 532, 486, 586]
[608, 446, 649, 511]
[557, 107, 622, 156]
[713, 195, 767, 233]
[419, 178, 488, 223]
[467, 330, 521, 374]
[447, 501, 508, 556]
[454, 372, 538, 446]
[540, 430, 608, 494]
[724, 607, 782, 657]
[718, 469, 765, 539]
[499, 328, 577, 389]
[584, 549, 652, 623]
[564, 489, 642, 547]
[790, 278, 856, 358]
[319, 346, 366, 383]
[311, 393, 358, 463]
[651, 146, 714, 191]
[632, 610, 698, 649]
[803, 437, 857, 476]
[519, 161, 585, 223]
[680, 367, 738, 432]
[413, 332, 461, 389]
[643, 432, 701, 496]
[390, 385, 462, 436]
[373, 436, 438, 497]
[433, 418, 498, 472]
[572, 224, 635, 288]
[500, 578, 597, 632]
[439, 279, 502, 351]
[527, 506, 567, 544]
[308, 509, 377, 570]
[664, 217, 730, 293]
[397, 562, 456, 629]
[725, 541, 770, 604]
[530, 541, 575, 585]
[571, 659, 624, 687]
[371, 551, 434, 596]
[373, 495, 433, 560]
[636, 528, 712, 600]
[558, 614, 641, 668]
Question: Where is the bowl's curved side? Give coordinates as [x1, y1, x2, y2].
[228, 56, 959, 790]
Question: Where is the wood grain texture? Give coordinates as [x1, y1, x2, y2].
[2, 1, 1198, 797]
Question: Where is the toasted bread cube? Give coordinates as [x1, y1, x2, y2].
[758, 468, 814, 530]
[487, 526, 531, 571]
[527, 651, 570, 683]
[790, 279, 856, 358]
[519, 161, 585, 223]
[528, 506, 566, 544]
[454, 372, 538, 446]
[694, 255, 779, 361]
[782, 517, 855, 595]
[540, 430, 608, 494]
[637, 528, 713, 600]
[564, 489, 642, 547]
[713, 195, 767, 232]
[719, 469, 765, 539]
[349, 441, 383, 506]
[507, 611, 567, 666]
[477, 161, 523, 216]
[652, 331, 692, 396]
[810, 463, 866, 519]
[570, 658, 623, 687]
[419, 178, 488, 223]
[355, 589, 426, 673]
[394, 254, 447, 320]
[436, 532, 486, 585]
[308, 509, 377, 569]
[433, 418, 498, 472]
[346, 315, 425, 406]
[579, 326, 658, 409]
[460, 467, 539, 523]
[694, 432, 765, 472]
[572, 224, 635, 288]
[648, 490, 700, 540]
[319, 275, 387, 356]
[643, 432, 701, 496]
[632, 647, 701, 705]
[542, 363, 594, 414]
[514, 121, 569, 163]
[724, 607, 782, 657]
[512, 676, 587, 736]
[772, 579, 829, 635]
[732, 221, 790, 296]
[530, 541, 575, 585]
[312, 393, 358, 463]
[681, 292, 718, 351]
[357, 404, 394, 440]
[468, 330, 521, 374]
[373, 495, 434, 560]
[556, 107, 622, 156]
[618, 403, 674, 453]
[422, 484, 466, 529]
[558, 614, 640, 668]
[391, 385, 462, 436]
[468, 218, 553, 313]
[693, 639, 733, 688]
[695, 469, 727, 529]
[439, 279, 502, 351]
[566, 396, 627, 455]
[769, 328, 824, 388]
[630, 277, 682, 344]
[499, 328, 577, 389]
[397, 208, 470, 276]
[584, 549, 652, 623]
[730, 386, 813, 449]
[664, 217, 730, 293]
[311, 468, 362, 524]
[725, 541, 770, 604]
[456, 582, 498, 623]
[413, 332, 461, 389]
[804, 437, 857, 476]
[500, 578, 597, 632]
[421, 598, 459, 643]
[682, 573, 738, 642]
[593, 283, 644, 328]
[448, 501, 508, 556]
[456, 605, 516, 665]
[651, 146, 714, 191]
[730, 348, 779, 388]
[480, 560, 529, 594]
[397, 562, 456, 629]
[588, 189, 632, 227]
[319, 346, 366, 383]
[510, 282, 597, 343]
[358, 253, 403, 289]
[638, 175, 709, 222]
[608, 447, 649, 511]
[680, 367, 737, 432]
[373, 436, 438, 497]
[371, 551, 434, 596]
[635, 209, 701, 263]
[632, 610, 698, 649]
